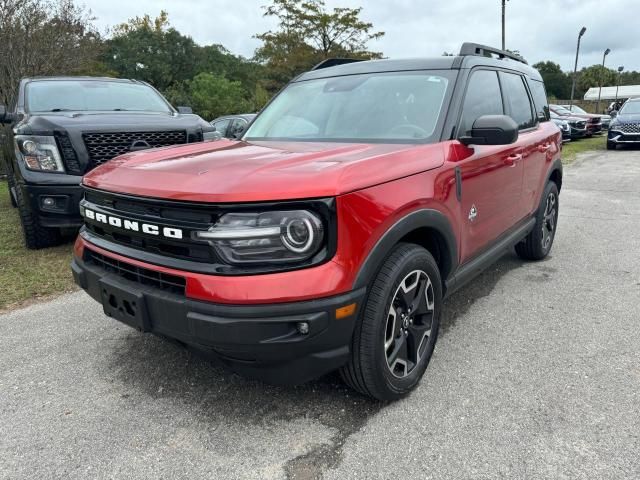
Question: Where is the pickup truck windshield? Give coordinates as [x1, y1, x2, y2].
[244, 71, 454, 143]
[25, 80, 173, 113]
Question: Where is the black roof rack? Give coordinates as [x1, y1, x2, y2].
[311, 58, 365, 70]
[459, 42, 528, 65]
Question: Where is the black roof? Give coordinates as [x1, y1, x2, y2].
[297, 43, 542, 82]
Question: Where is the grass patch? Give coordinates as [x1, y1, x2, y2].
[0, 180, 76, 311]
[562, 135, 606, 164]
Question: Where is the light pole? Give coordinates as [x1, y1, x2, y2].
[615, 66, 624, 104]
[501, 0, 509, 50]
[569, 27, 587, 109]
[595, 48, 611, 114]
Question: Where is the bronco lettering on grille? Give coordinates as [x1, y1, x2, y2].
[82, 208, 183, 239]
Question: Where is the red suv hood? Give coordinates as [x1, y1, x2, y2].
[83, 140, 447, 202]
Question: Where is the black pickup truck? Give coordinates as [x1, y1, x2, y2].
[0, 76, 214, 248]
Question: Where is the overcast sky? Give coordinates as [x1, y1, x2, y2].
[82, 0, 640, 72]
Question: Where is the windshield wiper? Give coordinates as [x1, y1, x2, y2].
[49, 108, 72, 112]
[113, 108, 128, 111]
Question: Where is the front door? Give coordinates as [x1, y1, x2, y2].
[454, 69, 524, 263]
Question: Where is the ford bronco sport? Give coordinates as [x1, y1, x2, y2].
[0, 77, 213, 249]
[71, 44, 562, 400]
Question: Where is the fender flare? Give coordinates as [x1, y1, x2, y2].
[352, 209, 458, 291]
[546, 157, 563, 191]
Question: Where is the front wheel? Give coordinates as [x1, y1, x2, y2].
[340, 243, 442, 401]
[606, 141, 616, 150]
[516, 182, 559, 261]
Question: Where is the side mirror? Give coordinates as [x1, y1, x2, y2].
[0, 105, 16, 124]
[177, 106, 193, 114]
[610, 110, 618, 118]
[460, 115, 519, 146]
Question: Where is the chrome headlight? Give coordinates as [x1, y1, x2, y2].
[15, 135, 64, 173]
[195, 210, 325, 265]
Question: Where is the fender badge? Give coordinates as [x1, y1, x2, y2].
[469, 204, 478, 221]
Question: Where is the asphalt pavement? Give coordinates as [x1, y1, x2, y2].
[1, 148, 639, 479]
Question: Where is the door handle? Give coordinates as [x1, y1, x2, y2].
[538, 143, 552, 152]
[504, 153, 522, 166]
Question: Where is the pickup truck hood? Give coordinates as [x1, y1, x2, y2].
[16, 111, 208, 135]
[83, 139, 447, 202]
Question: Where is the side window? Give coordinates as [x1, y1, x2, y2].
[500, 72, 535, 130]
[212, 119, 231, 135]
[528, 79, 550, 122]
[459, 70, 503, 136]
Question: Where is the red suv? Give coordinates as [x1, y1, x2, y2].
[72, 43, 562, 400]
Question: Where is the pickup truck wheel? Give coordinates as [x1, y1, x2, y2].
[340, 243, 442, 401]
[6, 172, 18, 208]
[14, 181, 61, 249]
[515, 182, 559, 261]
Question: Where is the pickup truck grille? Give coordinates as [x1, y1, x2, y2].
[83, 130, 187, 166]
[617, 123, 640, 134]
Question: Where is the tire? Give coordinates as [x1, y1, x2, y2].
[340, 243, 442, 401]
[6, 172, 18, 208]
[515, 182, 559, 261]
[14, 180, 61, 249]
[606, 141, 616, 150]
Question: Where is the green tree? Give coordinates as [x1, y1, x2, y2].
[533, 61, 571, 99]
[576, 64, 617, 96]
[184, 73, 251, 120]
[103, 11, 200, 91]
[255, 0, 384, 92]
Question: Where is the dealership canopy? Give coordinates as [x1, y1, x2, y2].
[584, 85, 640, 101]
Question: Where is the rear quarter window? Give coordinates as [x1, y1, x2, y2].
[528, 79, 550, 122]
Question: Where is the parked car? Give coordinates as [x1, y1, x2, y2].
[0, 77, 215, 249]
[210, 114, 256, 139]
[71, 43, 562, 400]
[550, 111, 586, 140]
[549, 104, 602, 135]
[607, 98, 640, 149]
[561, 104, 611, 129]
[550, 114, 571, 142]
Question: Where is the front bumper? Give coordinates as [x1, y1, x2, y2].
[608, 130, 640, 144]
[71, 251, 366, 384]
[20, 183, 84, 227]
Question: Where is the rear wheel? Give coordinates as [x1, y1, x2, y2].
[14, 180, 61, 249]
[516, 182, 559, 261]
[340, 243, 442, 401]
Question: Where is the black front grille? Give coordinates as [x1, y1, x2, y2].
[83, 130, 187, 165]
[56, 134, 82, 175]
[85, 249, 186, 295]
[618, 123, 640, 134]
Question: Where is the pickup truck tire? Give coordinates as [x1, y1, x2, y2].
[516, 182, 559, 261]
[340, 243, 442, 401]
[606, 141, 616, 150]
[6, 172, 18, 208]
[14, 181, 61, 249]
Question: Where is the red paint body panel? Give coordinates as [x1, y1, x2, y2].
[82, 140, 447, 202]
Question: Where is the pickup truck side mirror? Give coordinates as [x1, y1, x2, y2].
[459, 115, 519, 146]
[176, 106, 193, 114]
[0, 105, 17, 124]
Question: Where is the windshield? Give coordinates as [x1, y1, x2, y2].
[620, 101, 640, 115]
[566, 105, 587, 114]
[552, 105, 573, 115]
[244, 71, 454, 143]
[26, 80, 173, 113]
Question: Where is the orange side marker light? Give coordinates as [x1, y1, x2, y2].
[335, 303, 357, 320]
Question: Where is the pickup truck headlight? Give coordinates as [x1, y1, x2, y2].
[15, 135, 65, 173]
[195, 210, 325, 264]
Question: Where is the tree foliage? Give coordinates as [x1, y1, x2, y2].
[255, 0, 384, 91]
[0, 0, 101, 107]
[533, 61, 572, 99]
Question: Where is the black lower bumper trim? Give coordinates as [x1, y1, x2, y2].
[20, 183, 83, 228]
[72, 256, 365, 384]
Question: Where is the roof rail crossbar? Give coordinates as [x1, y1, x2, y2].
[311, 58, 365, 70]
[459, 42, 528, 65]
